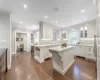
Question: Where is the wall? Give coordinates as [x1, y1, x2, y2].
[62, 20, 96, 44]
[12, 28, 32, 54]
[39, 21, 62, 40]
[67, 20, 96, 38]
[0, 9, 11, 69]
[62, 20, 96, 38]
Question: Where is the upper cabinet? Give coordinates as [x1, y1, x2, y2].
[62, 30, 67, 39]
[84, 27, 87, 37]
[80, 26, 87, 38]
[80, 27, 84, 37]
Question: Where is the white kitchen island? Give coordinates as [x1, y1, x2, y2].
[34, 43, 61, 63]
[49, 46, 75, 75]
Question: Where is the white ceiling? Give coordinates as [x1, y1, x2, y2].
[0, 0, 96, 30]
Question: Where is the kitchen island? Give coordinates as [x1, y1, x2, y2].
[49, 46, 74, 75]
[34, 43, 61, 63]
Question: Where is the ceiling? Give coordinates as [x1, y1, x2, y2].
[0, 0, 96, 30]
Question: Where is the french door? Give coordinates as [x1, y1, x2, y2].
[96, 0, 100, 80]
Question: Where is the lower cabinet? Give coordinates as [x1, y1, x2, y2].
[86, 47, 96, 60]
[74, 46, 86, 58]
[74, 45, 95, 60]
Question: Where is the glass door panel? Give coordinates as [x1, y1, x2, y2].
[96, 0, 100, 79]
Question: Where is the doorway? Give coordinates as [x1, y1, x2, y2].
[15, 32, 27, 53]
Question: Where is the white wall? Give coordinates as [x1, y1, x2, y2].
[39, 21, 62, 40]
[0, 9, 11, 69]
[62, 20, 96, 39]
[12, 28, 32, 54]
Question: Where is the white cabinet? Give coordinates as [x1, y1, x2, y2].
[44, 47, 52, 59]
[74, 45, 86, 57]
[74, 45, 96, 60]
[86, 46, 96, 60]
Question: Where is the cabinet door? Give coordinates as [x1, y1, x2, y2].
[86, 47, 95, 60]
[79, 46, 86, 57]
[74, 46, 86, 57]
[74, 46, 80, 56]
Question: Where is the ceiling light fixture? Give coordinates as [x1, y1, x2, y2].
[56, 21, 58, 23]
[44, 16, 48, 19]
[81, 9, 84, 13]
[20, 22, 23, 24]
[98, 14, 100, 17]
[62, 25, 65, 27]
[24, 4, 27, 8]
[85, 18, 87, 21]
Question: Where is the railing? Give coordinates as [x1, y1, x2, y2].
[0, 49, 8, 80]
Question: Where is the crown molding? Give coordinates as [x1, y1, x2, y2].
[0, 8, 11, 14]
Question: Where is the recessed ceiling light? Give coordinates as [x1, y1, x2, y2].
[44, 16, 48, 19]
[98, 14, 100, 17]
[81, 9, 84, 13]
[24, 4, 27, 8]
[62, 25, 65, 27]
[85, 18, 87, 21]
[20, 22, 23, 24]
[56, 21, 58, 23]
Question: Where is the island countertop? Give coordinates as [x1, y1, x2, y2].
[34, 43, 61, 48]
[0, 48, 7, 57]
[49, 46, 74, 52]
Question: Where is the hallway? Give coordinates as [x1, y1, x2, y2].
[4, 52, 96, 80]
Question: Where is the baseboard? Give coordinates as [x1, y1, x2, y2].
[63, 60, 75, 74]
[34, 56, 44, 63]
[12, 52, 16, 55]
[53, 60, 75, 75]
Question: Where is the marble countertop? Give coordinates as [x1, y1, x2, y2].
[73, 44, 100, 47]
[34, 43, 61, 47]
[76, 44, 94, 47]
[49, 46, 74, 52]
[68, 44, 94, 47]
[0, 48, 7, 57]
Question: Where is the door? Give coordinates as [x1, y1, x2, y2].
[23, 33, 27, 51]
[96, 0, 100, 79]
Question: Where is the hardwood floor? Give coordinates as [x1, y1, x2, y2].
[4, 52, 96, 80]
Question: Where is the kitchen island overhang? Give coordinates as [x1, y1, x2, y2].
[49, 46, 75, 75]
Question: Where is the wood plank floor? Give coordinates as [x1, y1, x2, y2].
[4, 52, 96, 80]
